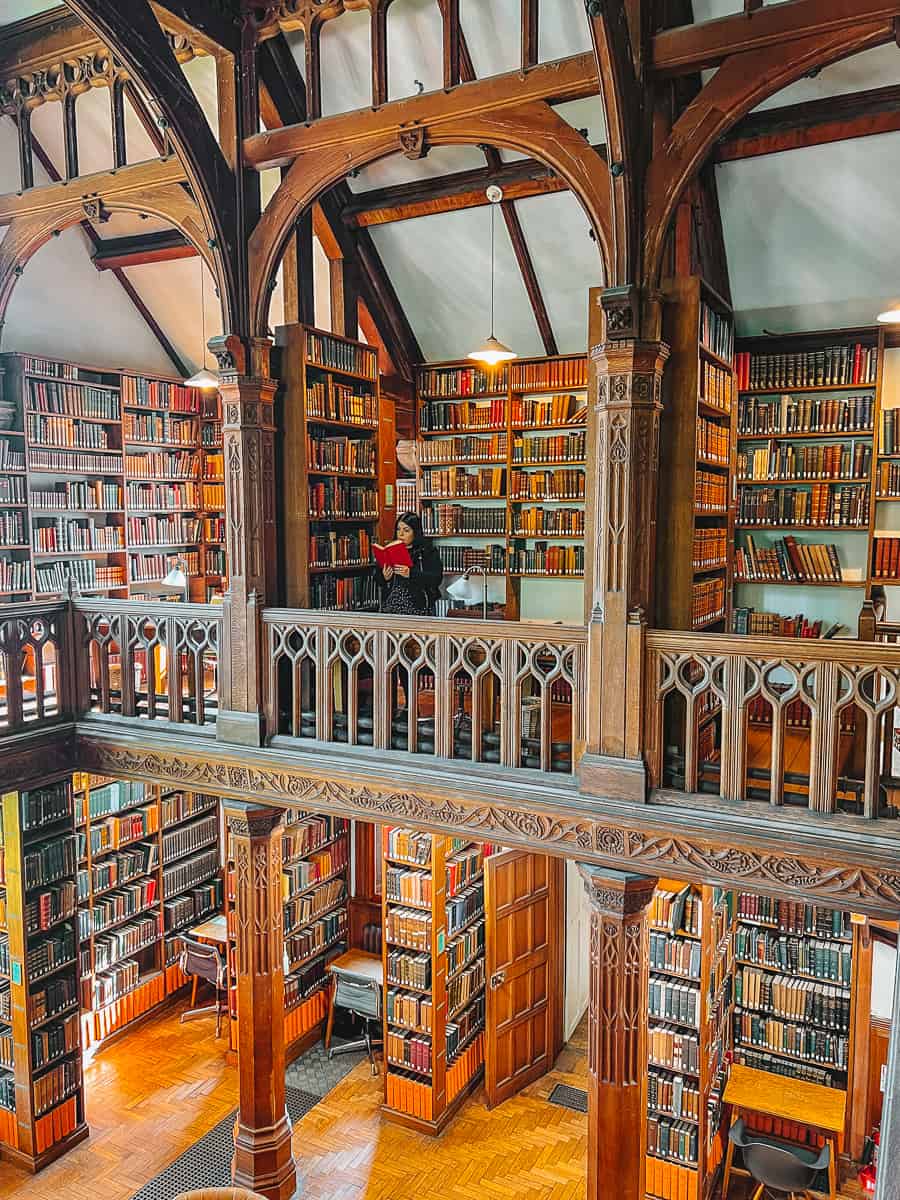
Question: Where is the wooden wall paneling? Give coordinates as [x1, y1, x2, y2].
[868, 1019, 892, 1136]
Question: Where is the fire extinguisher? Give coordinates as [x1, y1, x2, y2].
[859, 1126, 880, 1194]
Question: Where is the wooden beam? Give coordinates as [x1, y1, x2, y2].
[91, 229, 195, 270]
[244, 52, 600, 170]
[501, 201, 557, 356]
[652, 0, 900, 76]
[0, 7, 103, 74]
[0, 156, 188, 226]
[522, 0, 539, 70]
[148, 2, 239, 55]
[716, 83, 900, 161]
[347, 171, 570, 227]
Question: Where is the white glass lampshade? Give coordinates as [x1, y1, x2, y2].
[877, 303, 900, 324]
[467, 335, 517, 366]
[184, 366, 220, 389]
[446, 575, 477, 603]
[162, 565, 188, 590]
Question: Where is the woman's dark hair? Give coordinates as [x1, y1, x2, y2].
[396, 511, 427, 545]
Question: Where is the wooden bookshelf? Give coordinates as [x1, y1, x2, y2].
[223, 811, 350, 1059]
[381, 828, 485, 1134]
[0, 354, 226, 605]
[658, 277, 737, 632]
[0, 780, 89, 1170]
[415, 354, 587, 619]
[643, 880, 735, 1200]
[72, 773, 222, 1051]
[276, 324, 391, 611]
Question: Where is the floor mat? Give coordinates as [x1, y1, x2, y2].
[547, 1083, 588, 1113]
[285, 1035, 369, 1096]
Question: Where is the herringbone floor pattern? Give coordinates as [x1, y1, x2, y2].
[0, 1003, 863, 1200]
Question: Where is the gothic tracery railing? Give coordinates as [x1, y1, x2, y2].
[0, 601, 68, 732]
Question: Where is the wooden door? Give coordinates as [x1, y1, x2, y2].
[484, 850, 563, 1107]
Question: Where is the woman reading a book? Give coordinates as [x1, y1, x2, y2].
[379, 512, 443, 616]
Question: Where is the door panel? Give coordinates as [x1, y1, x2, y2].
[485, 849, 562, 1107]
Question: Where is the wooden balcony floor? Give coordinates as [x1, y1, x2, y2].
[0, 998, 863, 1200]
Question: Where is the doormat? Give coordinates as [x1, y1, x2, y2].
[128, 1086, 317, 1200]
[548, 1083, 588, 1113]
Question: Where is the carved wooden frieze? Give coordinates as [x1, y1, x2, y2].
[76, 736, 900, 918]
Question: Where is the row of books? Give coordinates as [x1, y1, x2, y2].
[691, 577, 726, 628]
[420, 433, 506, 464]
[282, 840, 348, 898]
[30, 975, 77, 1026]
[25, 880, 76, 934]
[648, 1023, 700, 1074]
[27, 414, 112, 450]
[306, 330, 377, 380]
[447, 883, 484, 937]
[162, 879, 221, 934]
[881, 408, 900, 455]
[21, 356, 84, 380]
[0, 439, 25, 470]
[733, 1011, 848, 1069]
[387, 949, 432, 991]
[738, 439, 871, 481]
[284, 879, 347, 934]
[735, 343, 877, 390]
[309, 571, 379, 611]
[691, 527, 727, 572]
[419, 398, 507, 432]
[509, 468, 585, 499]
[513, 506, 584, 536]
[93, 912, 160, 972]
[876, 461, 900, 496]
[76, 778, 147, 822]
[387, 989, 433, 1032]
[306, 434, 376, 475]
[649, 977, 699, 1029]
[92, 958, 141, 1010]
[78, 844, 156, 903]
[697, 417, 729, 465]
[32, 521, 124, 554]
[446, 993, 484, 1060]
[30, 448, 122, 474]
[161, 813, 218, 866]
[33, 1058, 80, 1118]
[24, 836, 77, 891]
[734, 535, 843, 584]
[161, 846, 220, 900]
[122, 376, 199, 412]
[509, 394, 586, 426]
[437, 544, 507, 575]
[20, 786, 72, 830]
[123, 414, 198, 445]
[386, 828, 432, 865]
[648, 1070, 701, 1121]
[736, 895, 850, 938]
[734, 1046, 840, 1090]
[128, 549, 200, 582]
[737, 393, 875, 435]
[447, 919, 485, 977]
[385, 906, 431, 950]
[694, 469, 727, 512]
[125, 450, 198, 479]
[647, 1114, 698, 1166]
[418, 365, 508, 398]
[699, 359, 734, 413]
[421, 466, 504, 499]
[736, 484, 869, 528]
[283, 815, 348, 864]
[700, 300, 734, 365]
[0, 474, 26, 503]
[386, 1028, 432, 1074]
[649, 931, 701, 980]
[385, 867, 432, 907]
[423, 504, 506, 535]
[446, 846, 483, 897]
[308, 480, 378, 519]
[651, 887, 703, 936]
[126, 481, 201, 510]
[31, 480, 121, 510]
[735, 967, 850, 1031]
[284, 907, 347, 969]
[0, 559, 30, 593]
[511, 431, 585, 463]
[24, 927, 74, 983]
[731, 608, 841, 639]
[79, 876, 158, 938]
[873, 537, 900, 579]
[306, 380, 377, 426]
[27, 380, 119, 419]
[87, 803, 159, 858]
[125, 515, 202, 546]
[511, 359, 587, 391]
[507, 543, 584, 576]
[0, 511, 26, 546]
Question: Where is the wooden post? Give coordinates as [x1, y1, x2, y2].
[213, 334, 278, 746]
[581, 285, 668, 801]
[578, 865, 657, 1200]
[876, 948, 900, 1200]
[226, 802, 296, 1200]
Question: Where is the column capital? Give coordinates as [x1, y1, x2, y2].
[592, 337, 670, 385]
[578, 864, 657, 918]
[224, 800, 286, 840]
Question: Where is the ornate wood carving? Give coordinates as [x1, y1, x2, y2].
[579, 865, 656, 1200]
[225, 802, 296, 1200]
[74, 734, 900, 919]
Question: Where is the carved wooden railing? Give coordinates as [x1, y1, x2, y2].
[74, 599, 221, 728]
[0, 600, 71, 733]
[263, 610, 587, 774]
[645, 630, 900, 819]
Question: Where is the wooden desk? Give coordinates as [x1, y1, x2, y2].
[190, 913, 228, 946]
[324, 949, 383, 1051]
[722, 1064, 846, 1200]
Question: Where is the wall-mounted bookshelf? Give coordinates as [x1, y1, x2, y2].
[658, 277, 736, 632]
[73, 774, 222, 1051]
[381, 828, 485, 1134]
[276, 325, 393, 612]
[0, 355, 226, 605]
[223, 810, 350, 1059]
[415, 355, 587, 620]
[0, 780, 88, 1170]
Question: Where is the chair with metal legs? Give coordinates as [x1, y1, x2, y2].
[729, 1118, 832, 1200]
[178, 934, 227, 1037]
[328, 969, 383, 1075]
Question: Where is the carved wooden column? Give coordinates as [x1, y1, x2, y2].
[578, 865, 657, 1200]
[226, 802, 296, 1200]
[581, 285, 668, 800]
[876, 947, 900, 1200]
[213, 334, 277, 746]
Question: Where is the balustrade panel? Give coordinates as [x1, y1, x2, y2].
[0, 602, 67, 733]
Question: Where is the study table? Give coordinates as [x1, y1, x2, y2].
[722, 1063, 846, 1200]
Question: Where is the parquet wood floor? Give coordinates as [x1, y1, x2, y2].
[0, 1003, 863, 1200]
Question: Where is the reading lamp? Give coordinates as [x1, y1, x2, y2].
[162, 558, 190, 604]
[446, 566, 488, 620]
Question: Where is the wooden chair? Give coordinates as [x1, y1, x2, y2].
[174, 1190, 268, 1200]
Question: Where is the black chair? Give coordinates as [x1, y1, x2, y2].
[178, 934, 227, 1037]
[729, 1118, 831, 1200]
[328, 968, 382, 1075]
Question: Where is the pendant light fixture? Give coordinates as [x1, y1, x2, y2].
[877, 301, 900, 324]
[468, 186, 516, 366]
[185, 255, 219, 389]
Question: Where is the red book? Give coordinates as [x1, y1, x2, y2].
[372, 540, 413, 569]
[852, 343, 862, 385]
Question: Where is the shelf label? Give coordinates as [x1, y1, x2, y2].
[11, 962, 21, 986]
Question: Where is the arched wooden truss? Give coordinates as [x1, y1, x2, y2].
[248, 100, 613, 337]
[0, 157, 216, 336]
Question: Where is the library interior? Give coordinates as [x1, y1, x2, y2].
[0, 3, 899, 1200]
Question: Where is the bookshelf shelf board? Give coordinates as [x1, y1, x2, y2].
[737, 429, 874, 441]
[100, 933, 162, 973]
[32, 508, 126, 516]
[27, 466, 123, 478]
[737, 477, 870, 486]
[420, 458, 506, 468]
[734, 1004, 849, 1037]
[386, 978, 432, 996]
[511, 459, 586, 469]
[694, 507, 729, 517]
[447, 907, 486, 942]
[32, 1046, 81, 1078]
[29, 1001, 80, 1031]
[307, 362, 376, 385]
[286, 932, 347, 975]
[648, 1011, 700, 1034]
[692, 614, 726, 631]
[33, 549, 124, 559]
[419, 425, 506, 437]
[0, 468, 27, 476]
[698, 707, 722, 732]
[387, 1058, 432, 1078]
[509, 384, 587, 396]
[419, 391, 506, 403]
[734, 1040, 846, 1073]
[512, 421, 587, 432]
[878, 453, 900, 460]
[24, 371, 120, 390]
[125, 507, 200, 515]
[386, 936, 431, 954]
[422, 494, 504, 502]
[509, 496, 585, 504]
[647, 1106, 701, 1127]
[384, 895, 431, 912]
[869, 576, 900, 585]
[447, 986, 485, 1024]
[34, 1084, 82, 1121]
[384, 855, 432, 870]
[647, 1056, 700, 1078]
[510, 532, 584, 540]
[308, 562, 373, 575]
[0, 543, 30, 551]
[125, 542, 200, 552]
[734, 959, 850, 988]
[307, 469, 377, 481]
[125, 440, 197, 451]
[447, 1021, 485, 1065]
[876, 494, 900, 500]
[283, 863, 348, 903]
[0, 589, 32, 597]
[29, 956, 78, 983]
[697, 400, 733, 421]
[699, 345, 735, 374]
[648, 965, 701, 983]
[0, 500, 29, 508]
[696, 458, 730, 471]
[0, 428, 25, 436]
[123, 404, 201, 415]
[647, 1150, 699, 1170]
[127, 475, 200, 484]
[739, 383, 876, 395]
[509, 571, 585, 579]
[26, 412, 120, 427]
[85, 898, 160, 939]
[387, 1017, 432, 1036]
[86, 833, 156, 863]
[735, 524, 869, 532]
[734, 578, 866, 588]
[650, 925, 701, 941]
[308, 514, 379, 523]
[693, 563, 728, 576]
[304, 415, 378, 433]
